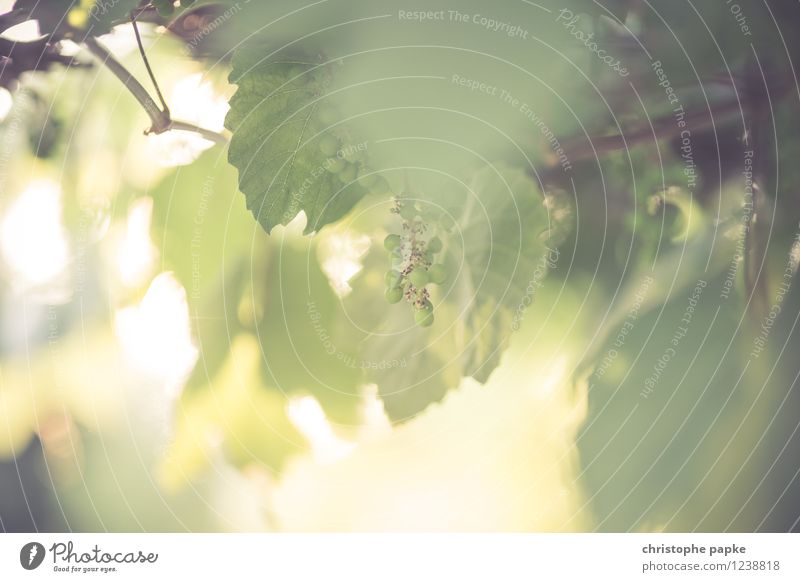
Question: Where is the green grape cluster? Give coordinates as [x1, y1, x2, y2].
[313, 103, 388, 194]
[383, 198, 451, 327]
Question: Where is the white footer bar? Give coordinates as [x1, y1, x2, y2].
[1, 533, 797, 581]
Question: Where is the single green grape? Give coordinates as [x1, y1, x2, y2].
[385, 287, 403, 304]
[384, 234, 402, 251]
[427, 236, 442, 253]
[326, 157, 347, 174]
[399, 204, 417, 220]
[318, 135, 339, 157]
[338, 163, 358, 183]
[317, 105, 338, 126]
[343, 147, 363, 163]
[385, 269, 402, 288]
[408, 268, 428, 288]
[428, 263, 448, 285]
[415, 308, 434, 327]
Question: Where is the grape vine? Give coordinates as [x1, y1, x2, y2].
[0, 0, 796, 435]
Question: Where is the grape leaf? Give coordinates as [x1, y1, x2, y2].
[360, 310, 455, 422]
[365, 163, 559, 421]
[225, 47, 368, 235]
[436, 163, 557, 378]
[148, 150, 257, 392]
[574, 271, 788, 531]
[253, 238, 364, 425]
[160, 334, 307, 490]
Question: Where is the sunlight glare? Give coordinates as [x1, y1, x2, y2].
[115, 272, 198, 391]
[319, 232, 371, 296]
[286, 395, 354, 463]
[0, 179, 70, 290]
[0, 88, 12, 122]
[115, 197, 157, 288]
[148, 73, 229, 167]
[0, 20, 41, 42]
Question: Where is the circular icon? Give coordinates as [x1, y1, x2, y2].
[20, 542, 46, 570]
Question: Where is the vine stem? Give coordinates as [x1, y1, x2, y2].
[170, 120, 229, 144]
[83, 36, 228, 144]
[130, 7, 170, 117]
[555, 99, 746, 165]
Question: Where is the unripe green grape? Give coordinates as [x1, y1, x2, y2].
[427, 236, 442, 253]
[318, 135, 339, 157]
[408, 268, 428, 288]
[338, 163, 357, 183]
[326, 157, 347, 174]
[343, 147, 363, 163]
[415, 308, 434, 327]
[399, 204, 417, 220]
[384, 234, 402, 251]
[317, 105, 338, 126]
[357, 169, 378, 189]
[385, 269, 402, 288]
[428, 263, 448, 285]
[385, 287, 403, 304]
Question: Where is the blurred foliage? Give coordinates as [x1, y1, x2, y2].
[0, 0, 799, 533]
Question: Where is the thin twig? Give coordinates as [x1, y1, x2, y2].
[84, 35, 169, 133]
[130, 8, 170, 116]
[170, 120, 228, 144]
[84, 36, 229, 143]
